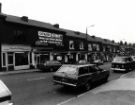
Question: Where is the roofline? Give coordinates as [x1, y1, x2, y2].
[0, 13, 65, 34]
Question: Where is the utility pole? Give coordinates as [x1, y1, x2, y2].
[0, 3, 2, 71]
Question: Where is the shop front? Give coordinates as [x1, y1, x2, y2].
[32, 49, 50, 68]
[1, 44, 31, 71]
[33, 30, 65, 67]
[64, 52, 77, 64]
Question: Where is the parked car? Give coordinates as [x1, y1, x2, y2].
[37, 60, 62, 72]
[53, 64, 110, 91]
[93, 59, 104, 65]
[111, 56, 135, 72]
[0, 80, 13, 105]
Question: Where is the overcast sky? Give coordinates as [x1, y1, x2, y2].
[1, 0, 135, 43]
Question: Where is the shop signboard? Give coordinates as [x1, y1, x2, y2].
[2, 45, 31, 52]
[35, 31, 63, 46]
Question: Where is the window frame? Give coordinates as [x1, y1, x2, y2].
[69, 40, 74, 49]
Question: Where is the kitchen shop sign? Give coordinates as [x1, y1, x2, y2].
[36, 31, 63, 46]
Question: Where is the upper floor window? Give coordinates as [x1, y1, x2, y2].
[113, 48, 116, 52]
[80, 42, 84, 50]
[97, 44, 100, 51]
[88, 44, 92, 51]
[93, 43, 99, 51]
[69, 40, 74, 49]
[103, 46, 106, 52]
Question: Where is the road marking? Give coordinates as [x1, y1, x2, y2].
[27, 77, 46, 81]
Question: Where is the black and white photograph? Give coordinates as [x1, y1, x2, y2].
[0, 0, 135, 105]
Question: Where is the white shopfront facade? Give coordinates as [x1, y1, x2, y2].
[1, 44, 31, 71]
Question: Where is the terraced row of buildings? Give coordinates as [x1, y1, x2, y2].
[0, 3, 120, 71]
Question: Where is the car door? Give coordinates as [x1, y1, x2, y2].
[90, 66, 105, 82]
[88, 66, 100, 82]
[78, 66, 90, 86]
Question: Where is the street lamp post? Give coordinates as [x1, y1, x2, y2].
[86, 24, 95, 62]
[86, 24, 95, 42]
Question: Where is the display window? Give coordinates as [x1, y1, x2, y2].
[15, 52, 28, 66]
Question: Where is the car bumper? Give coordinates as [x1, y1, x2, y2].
[53, 80, 77, 87]
[0, 101, 13, 105]
[110, 68, 126, 71]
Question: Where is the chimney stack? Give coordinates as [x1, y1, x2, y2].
[0, 3, 1, 13]
[53, 24, 59, 28]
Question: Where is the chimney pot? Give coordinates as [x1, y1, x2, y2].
[53, 24, 59, 28]
[21, 16, 28, 22]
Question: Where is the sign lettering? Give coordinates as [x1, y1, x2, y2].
[36, 31, 63, 46]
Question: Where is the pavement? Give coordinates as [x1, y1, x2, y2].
[58, 71, 135, 105]
[0, 69, 40, 75]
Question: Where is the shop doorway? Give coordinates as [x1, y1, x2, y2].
[7, 53, 14, 71]
[35, 54, 49, 66]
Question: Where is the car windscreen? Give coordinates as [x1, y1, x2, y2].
[57, 65, 77, 75]
[113, 57, 126, 63]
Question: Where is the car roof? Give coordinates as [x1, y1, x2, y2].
[62, 64, 95, 68]
[114, 56, 130, 58]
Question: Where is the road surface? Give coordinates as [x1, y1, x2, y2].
[0, 63, 127, 105]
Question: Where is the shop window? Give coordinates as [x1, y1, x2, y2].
[40, 54, 49, 63]
[80, 42, 84, 50]
[69, 40, 74, 49]
[15, 52, 28, 66]
[2, 53, 6, 66]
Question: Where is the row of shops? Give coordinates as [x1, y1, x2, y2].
[1, 44, 115, 71]
[0, 5, 118, 71]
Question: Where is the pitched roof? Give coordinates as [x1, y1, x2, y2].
[0, 13, 64, 33]
[61, 28, 86, 39]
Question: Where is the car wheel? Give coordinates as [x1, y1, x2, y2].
[50, 68, 53, 72]
[84, 82, 91, 91]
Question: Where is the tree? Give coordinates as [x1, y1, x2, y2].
[119, 40, 124, 45]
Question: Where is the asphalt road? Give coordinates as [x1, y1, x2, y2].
[0, 63, 126, 105]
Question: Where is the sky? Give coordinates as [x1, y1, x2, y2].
[0, 0, 135, 43]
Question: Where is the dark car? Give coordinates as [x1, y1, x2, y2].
[111, 56, 135, 72]
[37, 60, 62, 72]
[53, 64, 110, 91]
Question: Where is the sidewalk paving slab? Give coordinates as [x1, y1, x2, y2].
[59, 71, 135, 105]
[0, 69, 40, 75]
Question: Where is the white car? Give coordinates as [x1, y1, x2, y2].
[0, 80, 13, 105]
